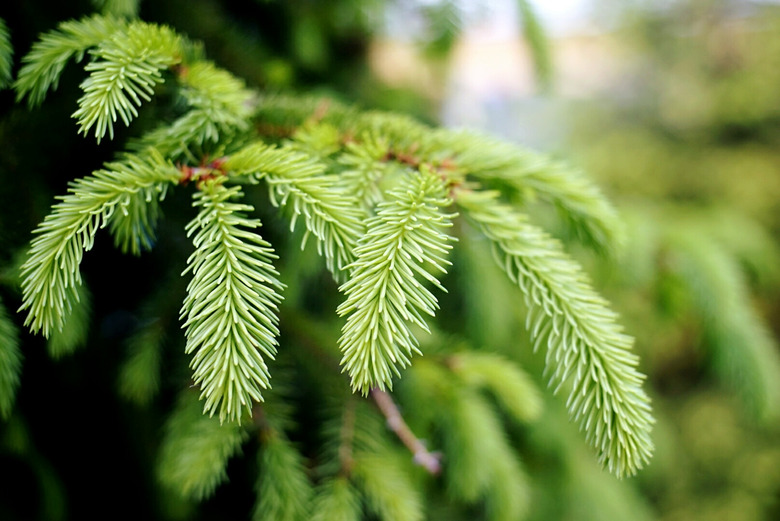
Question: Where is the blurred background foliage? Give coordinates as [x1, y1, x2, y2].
[1, 0, 779, 520]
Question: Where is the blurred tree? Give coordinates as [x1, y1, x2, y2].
[566, 1, 780, 520]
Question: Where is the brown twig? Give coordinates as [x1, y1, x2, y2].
[370, 388, 442, 475]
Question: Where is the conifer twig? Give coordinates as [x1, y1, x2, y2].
[370, 388, 442, 475]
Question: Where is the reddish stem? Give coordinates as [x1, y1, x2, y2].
[370, 388, 442, 475]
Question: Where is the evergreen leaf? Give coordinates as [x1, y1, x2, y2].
[72, 21, 183, 142]
[254, 433, 314, 521]
[157, 391, 248, 500]
[181, 181, 284, 424]
[19, 150, 181, 337]
[311, 478, 361, 521]
[456, 188, 654, 477]
[14, 15, 126, 107]
[0, 297, 22, 419]
[337, 170, 456, 393]
[0, 18, 13, 89]
[225, 142, 365, 279]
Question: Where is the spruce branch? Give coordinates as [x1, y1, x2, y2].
[448, 351, 543, 423]
[19, 150, 181, 337]
[72, 21, 183, 142]
[0, 18, 13, 89]
[14, 14, 125, 107]
[134, 61, 254, 159]
[254, 432, 314, 521]
[439, 130, 624, 254]
[670, 231, 780, 420]
[337, 133, 393, 210]
[337, 170, 456, 393]
[456, 187, 654, 478]
[0, 297, 22, 419]
[311, 478, 361, 521]
[409, 359, 530, 513]
[352, 451, 424, 521]
[225, 142, 365, 279]
[370, 388, 442, 475]
[158, 391, 248, 500]
[181, 181, 284, 424]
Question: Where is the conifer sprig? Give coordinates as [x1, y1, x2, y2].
[72, 21, 182, 141]
[442, 131, 623, 253]
[181, 181, 284, 423]
[337, 170, 455, 393]
[671, 232, 780, 420]
[18, 151, 180, 337]
[134, 61, 254, 159]
[254, 433, 314, 521]
[14, 15, 125, 106]
[456, 188, 654, 477]
[157, 391, 248, 500]
[225, 142, 365, 279]
[337, 133, 392, 210]
[310, 478, 361, 521]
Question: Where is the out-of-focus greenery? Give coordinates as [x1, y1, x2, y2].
[565, 1, 780, 520]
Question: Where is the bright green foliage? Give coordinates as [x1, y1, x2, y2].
[12, 15, 657, 513]
[456, 188, 654, 477]
[72, 21, 182, 141]
[337, 133, 393, 210]
[18, 150, 180, 337]
[15, 15, 186, 142]
[225, 141, 365, 279]
[254, 433, 314, 521]
[157, 391, 248, 500]
[181, 181, 284, 424]
[14, 15, 125, 106]
[310, 478, 361, 521]
[0, 18, 12, 89]
[338, 169, 455, 393]
[131, 61, 254, 159]
[0, 297, 21, 419]
[46, 283, 91, 358]
[443, 131, 624, 254]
